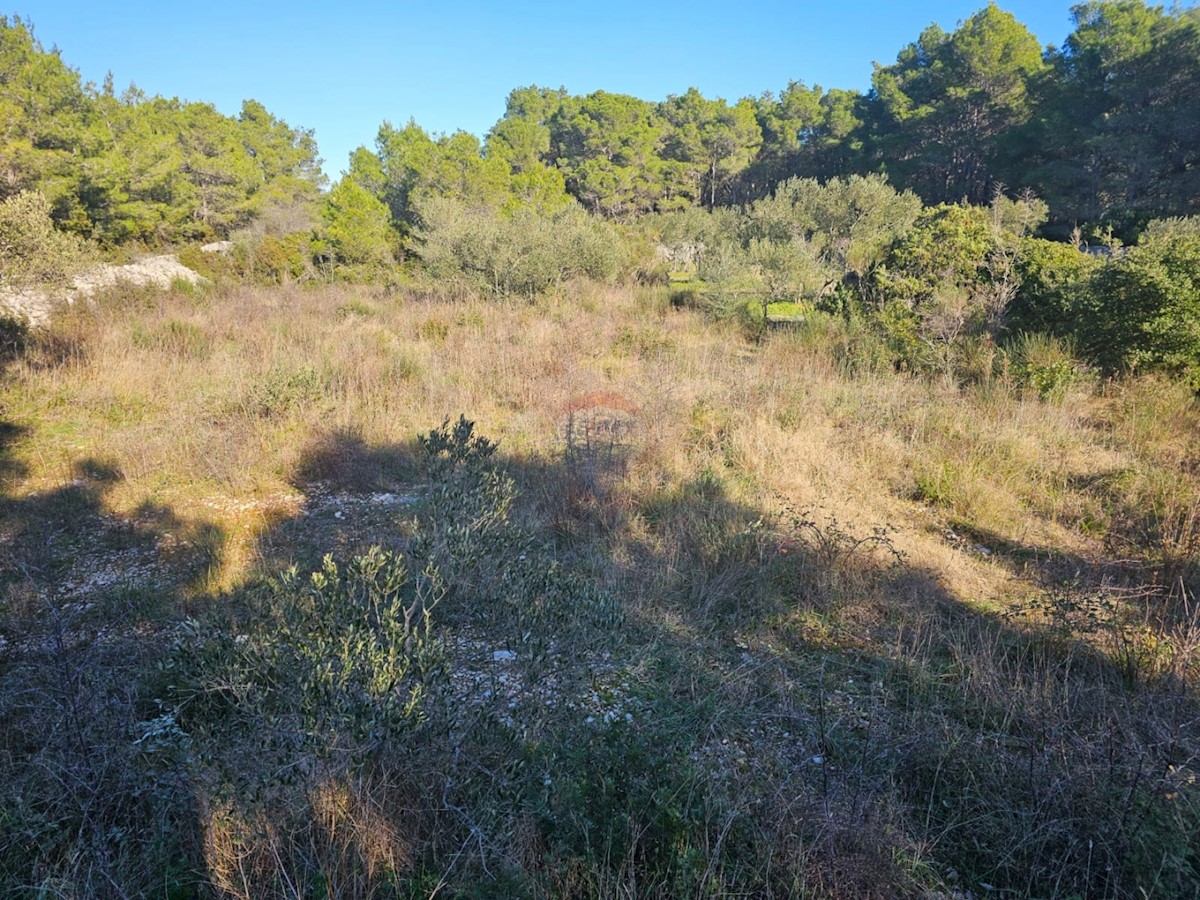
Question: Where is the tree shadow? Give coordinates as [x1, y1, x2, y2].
[177, 422, 1198, 897]
[3, 407, 1195, 897]
[0, 348, 226, 895]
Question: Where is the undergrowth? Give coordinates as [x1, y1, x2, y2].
[0, 280, 1198, 897]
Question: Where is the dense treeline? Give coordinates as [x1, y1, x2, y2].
[5, 2, 1197, 253]
[344, 1, 1198, 238]
[3, 3, 1200, 380]
[0, 15, 324, 245]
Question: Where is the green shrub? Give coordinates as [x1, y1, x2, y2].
[1007, 237, 1099, 337]
[881, 203, 994, 307]
[417, 315, 451, 343]
[416, 197, 624, 297]
[170, 545, 447, 797]
[667, 272, 707, 309]
[613, 324, 674, 360]
[0, 190, 94, 291]
[1007, 331, 1084, 400]
[1079, 217, 1200, 380]
[176, 244, 231, 283]
[247, 365, 325, 417]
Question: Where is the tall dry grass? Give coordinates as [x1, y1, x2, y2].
[2, 276, 1199, 896]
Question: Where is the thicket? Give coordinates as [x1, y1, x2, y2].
[5, 3, 1200, 375]
[416, 196, 624, 296]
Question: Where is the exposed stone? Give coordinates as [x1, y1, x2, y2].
[0, 254, 207, 326]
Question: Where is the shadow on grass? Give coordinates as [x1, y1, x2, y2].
[170, 424, 1200, 897]
[2, 408, 1198, 898]
[0, 358, 226, 895]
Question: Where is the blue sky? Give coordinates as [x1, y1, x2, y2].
[19, 2, 1087, 179]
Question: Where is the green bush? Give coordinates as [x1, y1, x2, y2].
[1079, 217, 1200, 381]
[1007, 331, 1085, 400]
[0, 190, 95, 291]
[170, 545, 447, 797]
[246, 365, 325, 417]
[880, 203, 994, 307]
[1007, 237, 1099, 337]
[416, 196, 624, 297]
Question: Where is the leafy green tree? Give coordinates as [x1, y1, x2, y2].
[0, 17, 326, 246]
[174, 101, 262, 238]
[0, 16, 91, 209]
[877, 194, 1050, 374]
[485, 86, 574, 214]
[485, 85, 567, 173]
[320, 177, 396, 277]
[660, 88, 762, 209]
[236, 99, 325, 228]
[84, 91, 191, 243]
[868, 3, 1044, 204]
[416, 195, 622, 296]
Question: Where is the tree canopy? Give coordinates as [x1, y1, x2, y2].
[0, 15, 324, 245]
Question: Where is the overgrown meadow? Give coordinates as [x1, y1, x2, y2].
[3, 2, 1200, 896]
[2, 270, 1198, 897]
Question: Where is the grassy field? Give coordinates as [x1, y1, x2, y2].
[1, 278, 1198, 897]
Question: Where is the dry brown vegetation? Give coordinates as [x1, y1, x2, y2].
[1, 278, 1198, 897]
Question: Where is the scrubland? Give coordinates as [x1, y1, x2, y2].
[1, 277, 1197, 898]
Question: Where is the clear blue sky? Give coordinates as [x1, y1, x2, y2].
[19, 1, 1086, 179]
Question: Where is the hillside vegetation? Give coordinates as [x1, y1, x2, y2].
[1, 2, 1199, 898]
[2, 279, 1198, 897]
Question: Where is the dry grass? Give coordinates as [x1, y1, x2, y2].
[2, 277, 1199, 896]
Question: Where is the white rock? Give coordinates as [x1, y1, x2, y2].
[1, 254, 207, 326]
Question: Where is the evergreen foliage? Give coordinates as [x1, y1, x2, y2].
[0, 15, 324, 245]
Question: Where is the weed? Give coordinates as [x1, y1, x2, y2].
[131, 318, 210, 358]
[335, 297, 377, 319]
[774, 507, 905, 611]
[247, 365, 325, 417]
[1008, 331, 1086, 401]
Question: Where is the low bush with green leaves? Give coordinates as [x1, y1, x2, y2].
[170, 546, 448, 793]
[0, 190, 95, 292]
[1007, 331, 1086, 400]
[416, 196, 624, 297]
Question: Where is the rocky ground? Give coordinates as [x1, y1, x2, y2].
[0, 255, 206, 325]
